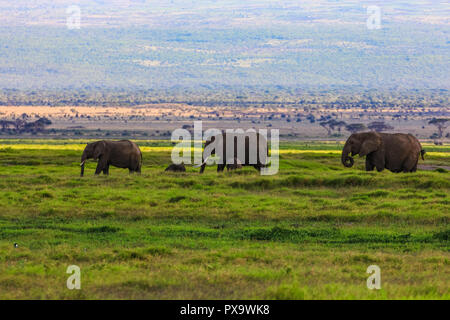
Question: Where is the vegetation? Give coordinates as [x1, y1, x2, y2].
[429, 119, 449, 139]
[1, 1, 449, 92]
[1, 0, 448, 300]
[0, 117, 52, 134]
[1, 88, 448, 110]
[0, 140, 448, 299]
[345, 123, 367, 134]
[320, 119, 347, 136]
[368, 121, 394, 133]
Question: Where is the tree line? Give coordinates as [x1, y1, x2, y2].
[0, 116, 52, 134]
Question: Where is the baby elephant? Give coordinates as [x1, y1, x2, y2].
[165, 163, 186, 172]
[226, 158, 243, 171]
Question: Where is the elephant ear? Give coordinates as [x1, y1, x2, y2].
[93, 141, 107, 160]
[359, 133, 381, 157]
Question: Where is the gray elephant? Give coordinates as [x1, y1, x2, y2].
[198, 132, 268, 173]
[341, 132, 425, 173]
[80, 140, 142, 176]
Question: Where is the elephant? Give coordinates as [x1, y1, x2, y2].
[80, 140, 142, 177]
[198, 131, 268, 173]
[165, 163, 186, 172]
[341, 132, 425, 173]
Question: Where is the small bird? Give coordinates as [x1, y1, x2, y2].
[14, 243, 18, 248]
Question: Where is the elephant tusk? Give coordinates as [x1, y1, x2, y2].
[80, 161, 86, 167]
[193, 156, 210, 168]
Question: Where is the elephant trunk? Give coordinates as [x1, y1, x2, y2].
[341, 143, 354, 168]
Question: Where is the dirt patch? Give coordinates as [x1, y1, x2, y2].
[418, 165, 450, 171]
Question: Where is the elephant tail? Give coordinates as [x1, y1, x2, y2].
[420, 149, 426, 160]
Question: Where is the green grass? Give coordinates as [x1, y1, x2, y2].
[0, 140, 448, 299]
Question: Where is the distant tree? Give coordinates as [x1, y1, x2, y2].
[318, 115, 332, 121]
[0, 120, 16, 132]
[319, 119, 347, 136]
[368, 121, 394, 132]
[330, 120, 347, 133]
[22, 117, 52, 133]
[428, 118, 448, 138]
[306, 114, 315, 123]
[346, 123, 367, 134]
[430, 133, 439, 139]
[319, 120, 333, 136]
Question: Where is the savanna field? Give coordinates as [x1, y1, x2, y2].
[0, 140, 448, 299]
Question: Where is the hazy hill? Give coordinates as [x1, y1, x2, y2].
[0, 0, 448, 92]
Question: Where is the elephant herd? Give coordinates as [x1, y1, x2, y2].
[79, 132, 426, 177]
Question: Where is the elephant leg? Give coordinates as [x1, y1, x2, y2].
[253, 164, 262, 172]
[217, 164, 225, 172]
[132, 157, 142, 174]
[199, 163, 206, 174]
[402, 162, 415, 173]
[95, 157, 108, 175]
[403, 156, 418, 173]
[95, 162, 105, 175]
[132, 161, 142, 174]
[130, 164, 139, 174]
[371, 151, 385, 172]
[365, 156, 375, 171]
[103, 165, 110, 175]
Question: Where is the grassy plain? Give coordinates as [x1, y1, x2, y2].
[0, 140, 448, 299]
